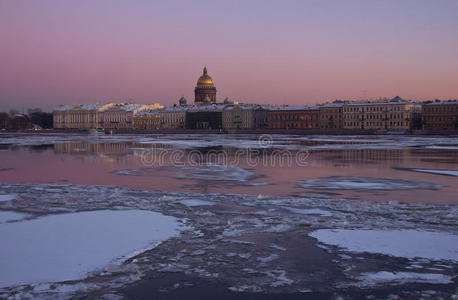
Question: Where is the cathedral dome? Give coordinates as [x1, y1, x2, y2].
[194, 66, 217, 105]
[196, 67, 214, 87]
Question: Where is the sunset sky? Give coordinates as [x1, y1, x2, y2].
[1, 0, 457, 111]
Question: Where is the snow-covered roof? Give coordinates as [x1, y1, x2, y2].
[53, 104, 103, 111]
[186, 104, 227, 112]
[320, 103, 344, 108]
[269, 106, 320, 111]
[223, 104, 265, 111]
[343, 101, 418, 107]
[422, 101, 458, 106]
[98, 103, 146, 112]
[160, 106, 190, 113]
[135, 110, 160, 116]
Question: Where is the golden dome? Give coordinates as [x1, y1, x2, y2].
[196, 66, 214, 87]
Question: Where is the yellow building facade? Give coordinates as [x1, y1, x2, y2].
[320, 104, 344, 129]
[53, 104, 101, 129]
[53, 103, 163, 129]
[343, 98, 421, 130]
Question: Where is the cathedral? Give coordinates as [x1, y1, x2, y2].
[194, 66, 217, 105]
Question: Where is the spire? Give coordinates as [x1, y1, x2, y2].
[203, 66, 207, 75]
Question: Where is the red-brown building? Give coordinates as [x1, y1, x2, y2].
[9, 114, 32, 130]
[268, 106, 320, 129]
[0, 113, 9, 129]
[422, 101, 458, 130]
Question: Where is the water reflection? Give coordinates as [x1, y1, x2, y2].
[51, 141, 458, 170]
[0, 138, 456, 204]
[53, 142, 420, 164]
[54, 143, 133, 155]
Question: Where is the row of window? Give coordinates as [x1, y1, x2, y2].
[322, 115, 341, 120]
[344, 121, 407, 127]
[270, 123, 317, 129]
[424, 124, 458, 128]
[344, 113, 407, 120]
[423, 106, 458, 112]
[270, 122, 318, 126]
[423, 116, 457, 121]
[269, 114, 319, 121]
[344, 106, 406, 112]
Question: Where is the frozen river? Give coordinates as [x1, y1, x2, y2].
[0, 133, 457, 299]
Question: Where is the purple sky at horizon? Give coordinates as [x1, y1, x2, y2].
[1, 0, 457, 111]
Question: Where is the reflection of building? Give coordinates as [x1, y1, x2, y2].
[195, 67, 217, 105]
[343, 97, 421, 130]
[268, 106, 320, 129]
[222, 104, 267, 129]
[320, 103, 343, 129]
[310, 149, 411, 169]
[54, 142, 131, 155]
[186, 105, 224, 129]
[53, 104, 101, 129]
[332, 149, 408, 162]
[422, 101, 458, 130]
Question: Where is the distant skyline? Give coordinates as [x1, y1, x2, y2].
[1, 0, 458, 111]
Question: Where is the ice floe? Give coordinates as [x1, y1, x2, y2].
[309, 229, 458, 261]
[0, 210, 183, 288]
[228, 285, 262, 292]
[265, 269, 293, 287]
[175, 164, 268, 186]
[396, 167, 458, 177]
[425, 145, 458, 150]
[298, 176, 442, 191]
[114, 168, 154, 176]
[0, 194, 16, 202]
[114, 164, 268, 186]
[0, 211, 30, 223]
[257, 254, 279, 263]
[178, 199, 216, 207]
[356, 271, 453, 286]
[283, 207, 333, 217]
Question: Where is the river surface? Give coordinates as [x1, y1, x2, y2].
[0, 133, 457, 204]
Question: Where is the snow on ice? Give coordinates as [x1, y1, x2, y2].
[0, 194, 16, 202]
[309, 229, 458, 261]
[396, 167, 458, 177]
[356, 271, 453, 286]
[283, 207, 333, 217]
[174, 164, 268, 186]
[0, 210, 184, 288]
[0, 211, 29, 223]
[298, 176, 442, 191]
[115, 164, 268, 186]
[178, 199, 216, 207]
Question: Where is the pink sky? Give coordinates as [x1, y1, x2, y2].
[1, 0, 457, 111]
